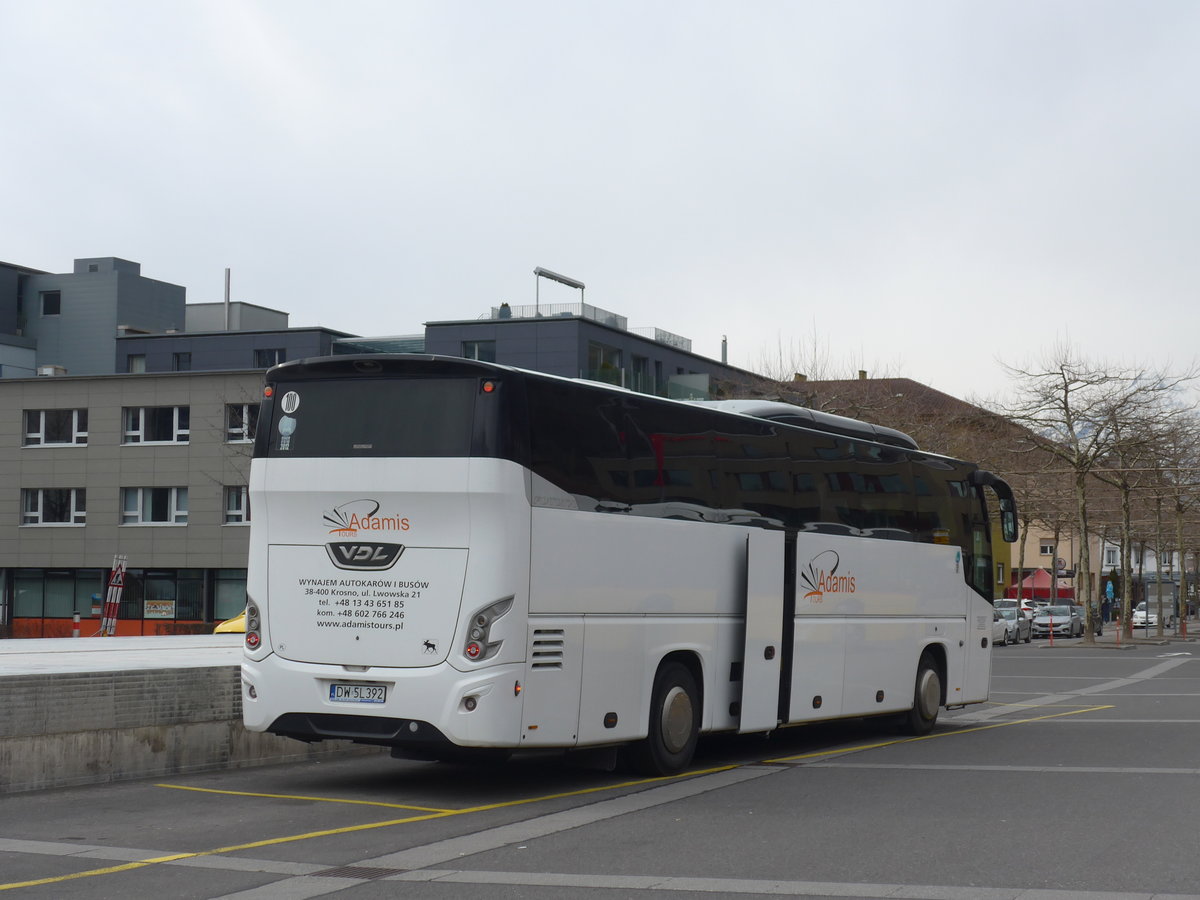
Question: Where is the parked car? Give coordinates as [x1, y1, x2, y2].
[1031, 604, 1083, 638]
[214, 610, 246, 633]
[995, 599, 1029, 620]
[1019, 598, 1047, 617]
[992, 609, 1011, 646]
[1072, 605, 1103, 636]
[1132, 601, 1176, 629]
[996, 606, 1032, 643]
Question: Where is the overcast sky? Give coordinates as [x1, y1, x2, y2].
[3, 0, 1198, 402]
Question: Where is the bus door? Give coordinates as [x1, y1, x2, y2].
[739, 528, 785, 733]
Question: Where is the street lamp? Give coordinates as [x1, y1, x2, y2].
[534, 267, 585, 315]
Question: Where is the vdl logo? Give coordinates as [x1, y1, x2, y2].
[325, 542, 405, 571]
[800, 550, 857, 603]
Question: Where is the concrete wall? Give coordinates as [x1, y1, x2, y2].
[0, 666, 374, 793]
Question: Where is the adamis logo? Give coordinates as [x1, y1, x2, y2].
[323, 499, 410, 536]
[800, 550, 856, 603]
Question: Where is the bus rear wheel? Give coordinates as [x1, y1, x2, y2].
[903, 652, 941, 736]
[628, 661, 699, 776]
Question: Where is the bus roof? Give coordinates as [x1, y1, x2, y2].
[266, 354, 922, 454]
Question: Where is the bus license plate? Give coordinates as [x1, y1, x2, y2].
[329, 683, 386, 704]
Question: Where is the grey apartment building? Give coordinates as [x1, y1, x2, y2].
[1, 370, 260, 636]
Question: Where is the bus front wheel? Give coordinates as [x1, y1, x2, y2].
[629, 661, 699, 776]
[903, 652, 941, 736]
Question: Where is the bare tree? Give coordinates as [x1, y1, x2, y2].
[753, 331, 904, 385]
[1152, 415, 1200, 636]
[1091, 401, 1171, 636]
[1000, 343, 1196, 645]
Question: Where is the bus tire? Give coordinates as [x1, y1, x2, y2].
[629, 661, 699, 776]
[903, 652, 941, 736]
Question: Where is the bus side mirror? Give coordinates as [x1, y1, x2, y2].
[1000, 499, 1017, 543]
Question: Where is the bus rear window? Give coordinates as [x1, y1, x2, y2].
[264, 377, 477, 458]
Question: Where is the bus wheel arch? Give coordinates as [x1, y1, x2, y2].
[628, 652, 703, 776]
[903, 645, 945, 736]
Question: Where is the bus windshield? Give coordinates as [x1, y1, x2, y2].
[264, 376, 479, 458]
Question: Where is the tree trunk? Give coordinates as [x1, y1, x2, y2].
[1075, 470, 1096, 645]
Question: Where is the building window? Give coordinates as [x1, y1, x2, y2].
[587, 341, 623, 386]
[23, 409, 88, 446]
[172, 352, 192, 371]
[215, 569, 249, 620]
[630, 355, 652, 394]
[13, 568, 105, 618]
[127, 355, 146, 374]
[40, 290, 61, 316]
[224, 486, 250, 523]
[226, 403, 260, 442]
[1104, 547, 1119, 567]
[21, 488, 86, 525]
[123, 406, 189, 443]
[462, 340, 496, 362]
[996, 562, 1005, 585]
[88, 263, 99, 272]
[1039, 542, 1054, 556]
[121, 487, 188, 524]
[254, 348, 285, 367]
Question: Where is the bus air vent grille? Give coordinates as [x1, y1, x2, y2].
[531, 629, 565, 669]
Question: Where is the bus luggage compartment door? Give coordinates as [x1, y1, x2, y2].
[739, 529, 785, 734]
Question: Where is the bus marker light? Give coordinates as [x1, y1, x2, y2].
[245, 633, 260, 649]
[465, 641, 482, 659]
[263, 386, 274, 397]
[604, 712, 618, 728]
[514, 681, 522, 696]
[482, 381, 496, 393]
[464, 696, 478, 711]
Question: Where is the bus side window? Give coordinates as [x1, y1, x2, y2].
[527, 381, 627, 508]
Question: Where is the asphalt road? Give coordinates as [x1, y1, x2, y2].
[3, 638, 1199, 899]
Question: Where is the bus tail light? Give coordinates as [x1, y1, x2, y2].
[462, 596, 513, 662]
[245, 602, 262, 650]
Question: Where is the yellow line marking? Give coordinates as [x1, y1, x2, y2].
[764, 705, 1114, 763]
[7, 704, 1108, 895]
[0, 765, 737, 892]
[154, 783, 455, 812]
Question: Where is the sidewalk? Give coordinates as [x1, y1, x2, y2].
[0, 633, 243, 676]
[1040, 623, 1199, 649]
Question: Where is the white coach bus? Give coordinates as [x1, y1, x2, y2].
[241, 355, 1017, 775]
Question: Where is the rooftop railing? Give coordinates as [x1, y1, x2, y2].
[629, 326, 692, 352]
[488, 302, 627, 331]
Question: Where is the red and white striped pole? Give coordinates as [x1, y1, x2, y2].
[99, 554, 128, 637]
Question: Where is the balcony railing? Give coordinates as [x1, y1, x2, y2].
[488, 302, 627, 331]
[629, 326, 692, 352]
